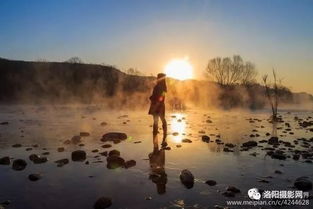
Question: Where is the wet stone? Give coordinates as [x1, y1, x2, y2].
[94, 197, 112, 209]
[101, 144, 112, 148]
[29, 154, 48, 164]
[99, 151, 108, 156]
[100, 122, 108, 126]
[107, 156, 125, 169]
[222, 191, 235, 197]
[205, 180, 217, 186]
[63, 140, 71, 145]
[226, 186, 241, 193]
[182, 139, 192, 143]
[275, 170, 283, 174]
[80, 132, 90, 137]
[268, 137, 279, 145]
[71, 135, 81, 144]
[242, 141, 258, 147]
[57, 147, 65, 152]
[202, 135, 210, 143]
[294, 177, 312, 191]
[12, 159, 27, 171]
[101, 132, 127, 142]
[28, 174, 42, 181]
[55, 158, 69, 167]
[71, 150, 86, 161]
[0, 156, 11, 165]
[108, 150, 120, 157]
[124, 160, 136, 168]
[12, 143, 22, 148]
[180, 169, 194, 189]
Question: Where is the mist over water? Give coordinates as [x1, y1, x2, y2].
[0, 104, 312, 209]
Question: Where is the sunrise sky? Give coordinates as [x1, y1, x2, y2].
[0, 0, 312, 93]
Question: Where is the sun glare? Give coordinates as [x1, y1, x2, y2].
[164, 58, 193, 80]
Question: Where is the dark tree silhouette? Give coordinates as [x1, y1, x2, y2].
[66, 57, 83, 64]
[206, 55, 257, 86]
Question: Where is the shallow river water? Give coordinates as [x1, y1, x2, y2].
[0, 105, 312, 209]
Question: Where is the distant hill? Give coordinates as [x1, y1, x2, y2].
[0, 58, 312, 110]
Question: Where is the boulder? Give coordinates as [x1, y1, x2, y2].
[182, 139, 192, 143]
[28, 174, 42, 181]
[12, 159, 27, 171]
[80, 132, 90, 137]
[55, 158, 69, 167]
[57, 147, 65, 152]
[71, 135, 81, 144]
[0, 156, 11, 165]
[106, 156, 125, 169]
[226, 186, 241, 193]
[29, 154, 48, 164]
[12, 144, 22, 148]
[71, 150, 86, 161]
[294, 177, 312, 191]
[268, 137, 279, 145]
[125, 160, 136, 168]
[108, 150, 120, 157]
[180, 169, 194, 189]
[101, 132, 127, 142]
[242, 141, 258, 147]
[202, 135, 210, 143]
[101, 144, 112, 148]
[205, 180, 217, 186]
[94, 197, 112, 209]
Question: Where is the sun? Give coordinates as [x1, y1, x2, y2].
[164, 58, 193, 80]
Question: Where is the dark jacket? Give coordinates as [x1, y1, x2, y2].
[148, 84, 166, 116]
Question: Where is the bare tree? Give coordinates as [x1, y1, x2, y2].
[206, 55, 257, 86]
[262, 69, 279, 121]
[126, 68, 142, 76]
[66, 57, 83, 64]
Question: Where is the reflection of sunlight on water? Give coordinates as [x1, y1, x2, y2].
[169, 113, 186, 143]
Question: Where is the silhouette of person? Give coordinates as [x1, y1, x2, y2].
[148, 73, 167, 146]
[149, 134, 167, 194]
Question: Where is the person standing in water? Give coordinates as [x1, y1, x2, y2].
[148, 73, 167, 145]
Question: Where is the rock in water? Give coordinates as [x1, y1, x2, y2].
[29, 154, 48, 164]
[55, 158, 69, 167]
[94, 197, 112, 209]
[124, 160, 136, 168]
[226, 186, 241, 193]
[0, 156, 11, 165]
[106, 156, 125, 169]
[242, 141, 258, 147]
[12, 143, 22, 148]
[268, 136, 279, 145]
[71, 150, 86, 161]
[28, 174, 42, 181]
[108, 150, 120, 157]
[80, 132, 90, 137]
[182, 139, 192, 143]
[101, 132, 127, 142]
[205, 180, 217, 186]
[71, 135, 81, 144]
[202, 135, 210, 143]
[12, 159, 27, 171]
[180, 169, 194, 189]
[294, 177, 312, 191]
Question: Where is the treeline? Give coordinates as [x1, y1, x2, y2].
[0, 57, 311, 110]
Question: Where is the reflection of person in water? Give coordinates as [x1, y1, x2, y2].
[148, 73, 167, 146]
[149, 134, 167, 194]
